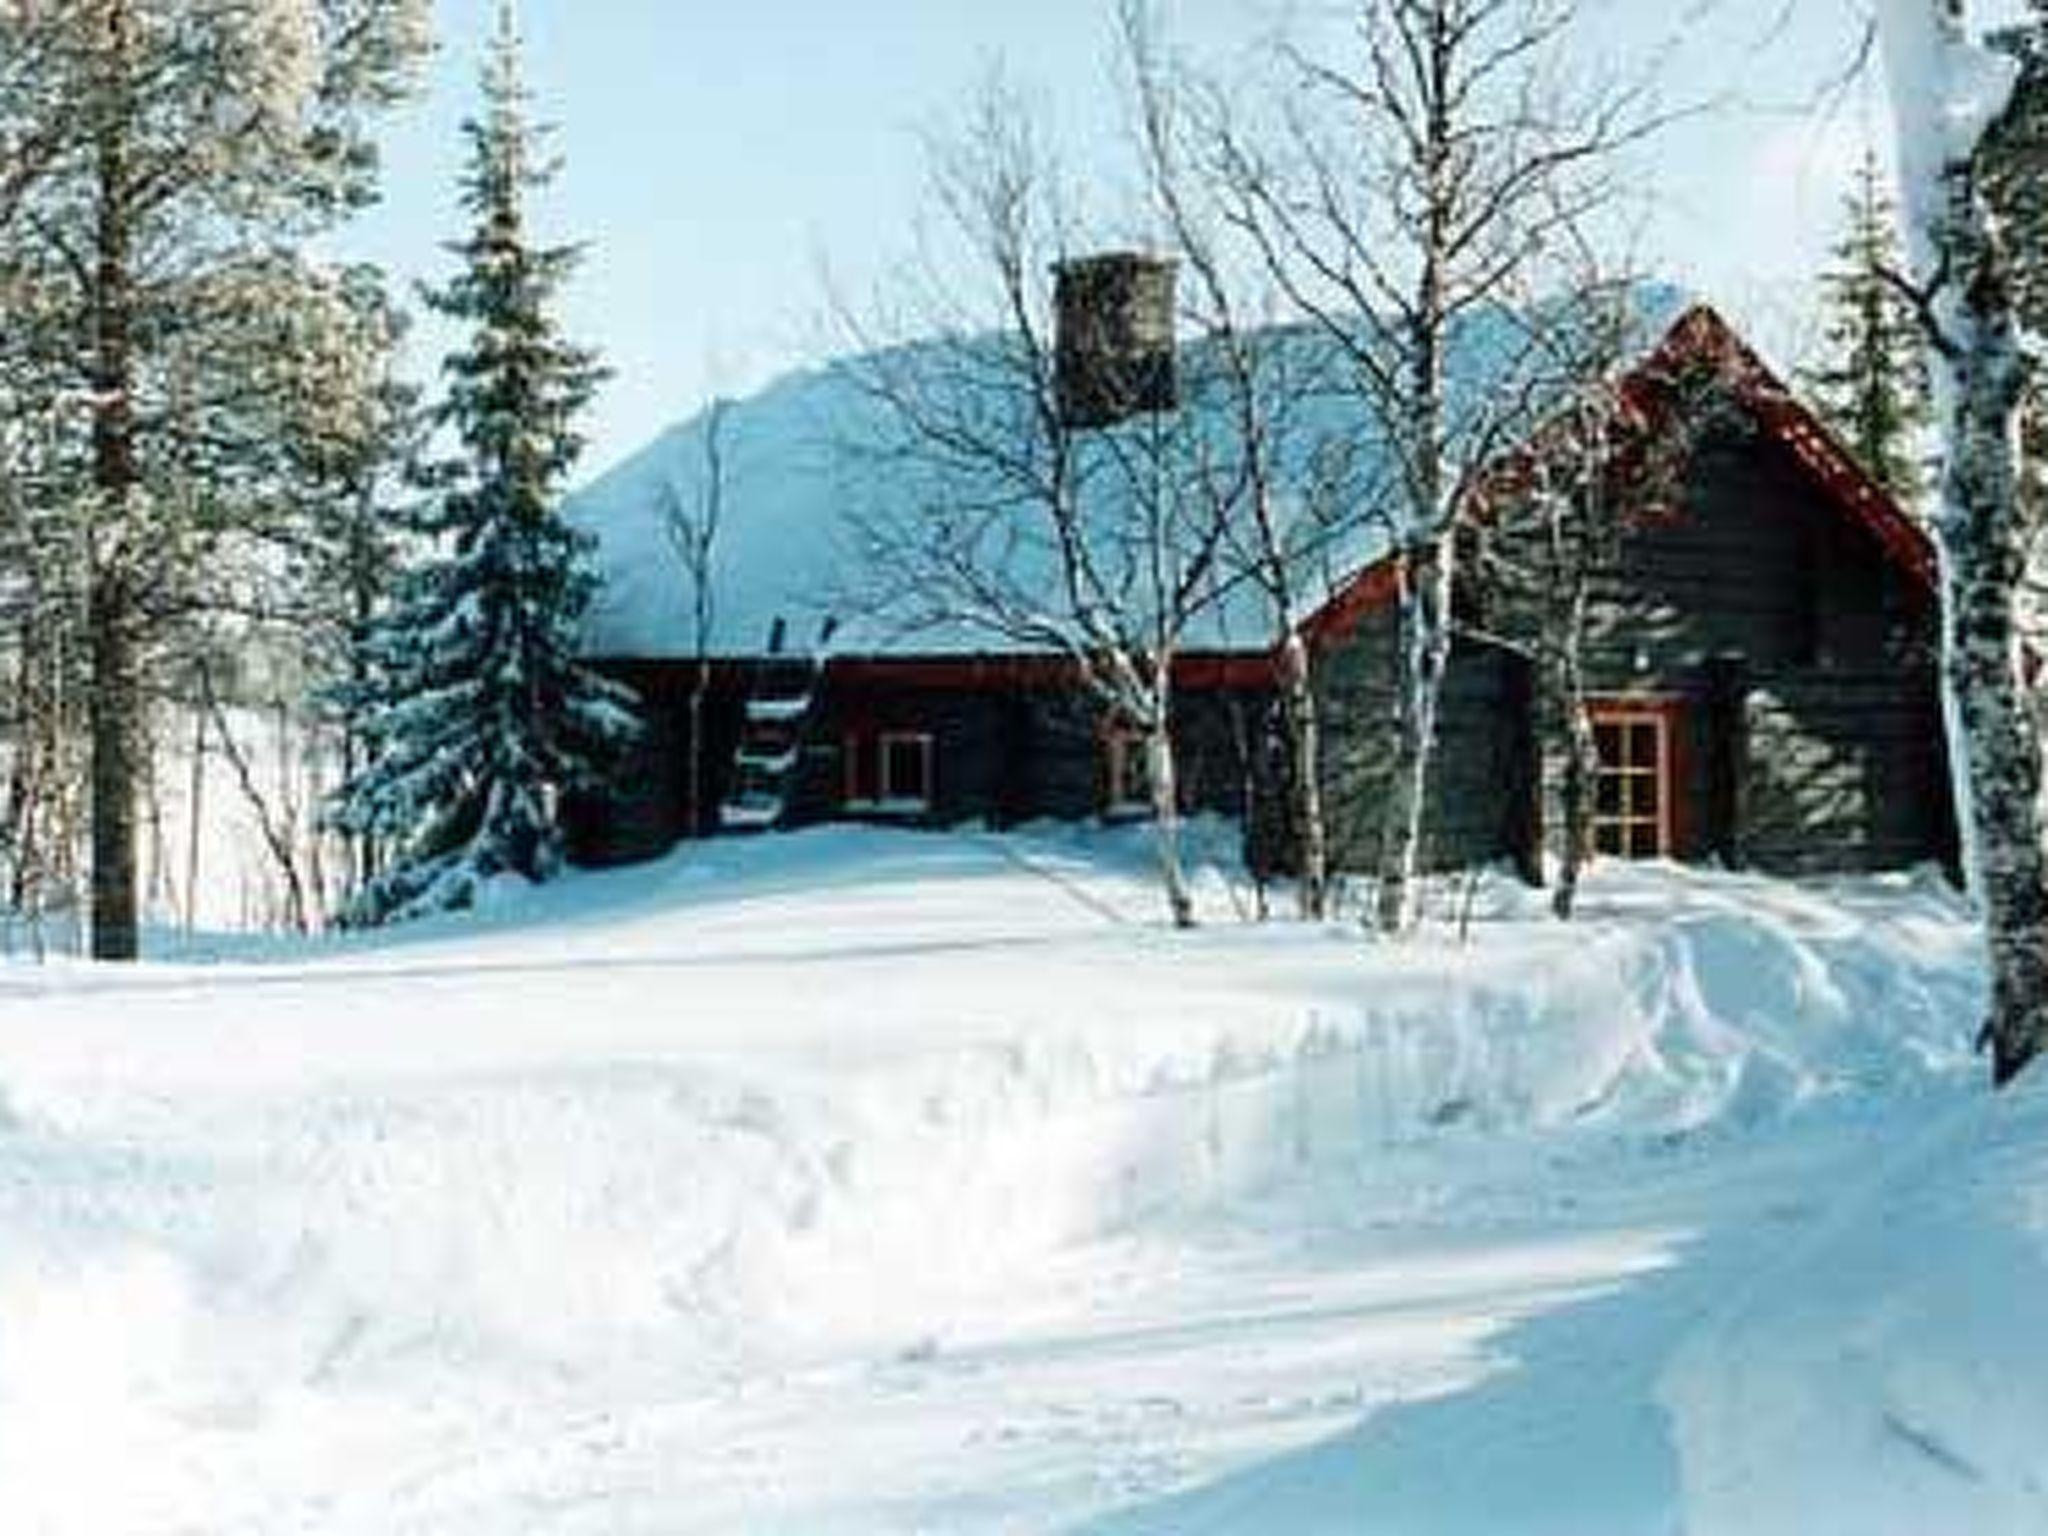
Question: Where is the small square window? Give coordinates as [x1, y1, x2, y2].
[844, 730, 935, 813]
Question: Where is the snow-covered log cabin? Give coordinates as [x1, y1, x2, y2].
[564, 303, 1959, 883]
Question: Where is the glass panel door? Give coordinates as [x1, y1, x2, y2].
[1590, 708, 1670, 858]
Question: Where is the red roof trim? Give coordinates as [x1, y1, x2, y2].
[821, 651, 1278, 692]
[1292, 303, 1939, 648]
[604, 652, 1277, 692]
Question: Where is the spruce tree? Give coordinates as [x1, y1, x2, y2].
[1801, 147, 1935, 505]
[332, 2, 638, 925]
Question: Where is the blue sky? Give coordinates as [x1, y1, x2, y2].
[336, 0, 1933, 484]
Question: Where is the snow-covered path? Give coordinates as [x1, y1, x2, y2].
[0, 826, 2031, 1534]
[266, 1134, 1849, 1536]
[1079, 1119, 1873, 1534]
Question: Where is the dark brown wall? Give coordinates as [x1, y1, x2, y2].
[1302, 421, 1957, 884]
[1569, 430, 1926, 676]
[1310, 609, 1534, 875]
[566, 660, 1270, 864]
[787, 679, 1266, 830]
[1597, 425, 1950, 874]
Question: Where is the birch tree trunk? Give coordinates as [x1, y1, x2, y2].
[1369, 5, 1457, 936]
[1880, 0, 2048, 1085]
[1377, 541, 1454, 933]
[1145, 699, 1196, 930]
[1934, 293, 2047, 1083]
[1552, 625, 1598, 921]
[1550, 494, 1599, 921]
[1944, 490, 2048, 1084]
[1276, 631, 1330, 920]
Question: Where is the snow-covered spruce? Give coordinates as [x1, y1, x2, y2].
[330, 3, 637, 927]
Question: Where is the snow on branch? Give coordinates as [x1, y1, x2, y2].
[1878, 0, 2019, 274]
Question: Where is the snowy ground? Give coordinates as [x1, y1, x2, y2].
[0, 824, 2039, 1534]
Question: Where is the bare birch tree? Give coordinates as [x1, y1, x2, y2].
[1120, 0, 1355, 920]
[659, 395, 727, 837]
[837, 76, 1227, 928]
[1210, 0, 1654, 933]
[194, 649, 311, 933]
[1875, 0, 2048, 1085]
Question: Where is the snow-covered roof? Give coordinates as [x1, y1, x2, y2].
[569, 286, 1692, 662]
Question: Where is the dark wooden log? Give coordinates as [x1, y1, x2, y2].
[1705, 652, 1749, 868]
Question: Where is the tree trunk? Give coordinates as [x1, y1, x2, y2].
[183, 699, 205, 932]
[1939, 312, 2048, 1085]
[197, 663, 310, 934]
[87, 0, 141, 961]
[88, 584, 139, 959]
[3, 628, 35, 916]
[1375, 544, 1453, 933]
[1377, 38, 1453, 937]
[1145, 697, 1195, 930]
[1277, 632, 1330, 921]
[1552, 642, 1598, 922]
[688, 658, 710, 836]
[1878, 0, 2048, 1085]
[1552, 547, 1597, 921]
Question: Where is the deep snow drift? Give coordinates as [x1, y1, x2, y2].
[0, 825, 2033, 1534]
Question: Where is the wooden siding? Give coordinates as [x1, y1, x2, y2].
[792, 680, 1265, 831]
[1313, 606, 1531, 874]
[1740, 670, 1958, 875]
[1585, 426, 1950, 874]
[566, 660, 1269, 863]
[1299, 418, 1957, 882]
[1569, 430, 1929, 677]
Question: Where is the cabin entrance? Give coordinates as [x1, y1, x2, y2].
[1589, 701, 1678, 858]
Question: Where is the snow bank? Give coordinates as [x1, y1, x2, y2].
[0, 831, 1986, 1532]
[1663, 1071, 2048, 1536]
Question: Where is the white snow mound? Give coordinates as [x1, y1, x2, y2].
[0, 830, 1989, 1532]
